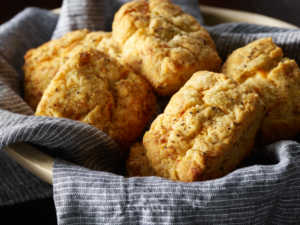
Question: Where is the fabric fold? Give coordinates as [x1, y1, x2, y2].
[206, 23, 300, 63]
[0, 7, 58, 206]
[53, 141, 300, 224]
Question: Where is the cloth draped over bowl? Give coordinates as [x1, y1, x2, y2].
[0, 0, 300, 224]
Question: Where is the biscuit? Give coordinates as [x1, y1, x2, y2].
[221, 37, 300, 145]
[113, 0, 221, 96]
[143, 71, 265, 182]
[36, 46, 156, 150]
[126, 142, 156, 177]
[23, 29, 121, 111]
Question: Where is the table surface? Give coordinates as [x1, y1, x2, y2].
[1, 1, 299, 225]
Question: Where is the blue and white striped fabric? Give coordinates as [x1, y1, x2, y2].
[54, 141, 300, 224]
[0, 0, 300, 224]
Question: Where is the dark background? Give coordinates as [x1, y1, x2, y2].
[0, 0, 299, 224]
[1, 0, 300, 27]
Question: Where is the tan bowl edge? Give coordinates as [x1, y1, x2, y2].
[200, 5, 298, 29]
[3, 143, 54, 185]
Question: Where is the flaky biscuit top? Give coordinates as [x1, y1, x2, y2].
[143, 71, 265, 182]
[221, 37, 300, 145]
[36, 46, 156, 150]
[113, 0, 221, 96]
[23, 29, 121, 111]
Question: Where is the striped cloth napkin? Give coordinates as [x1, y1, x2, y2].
[0, 0, 300, 224]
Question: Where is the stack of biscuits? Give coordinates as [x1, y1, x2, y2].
[23, 0, 300, 182]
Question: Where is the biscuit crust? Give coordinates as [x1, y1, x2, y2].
[221, 37, 300, 145]
[23, 29, 121, 111]
[36, 46, 156, 150]
[126, 142, 156, 177]
[143, 71, 265, 182]
[113, 0, 221, 96]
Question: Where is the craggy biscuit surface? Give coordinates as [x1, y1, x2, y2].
[23, 29, 121, 111]
[143, 71, 265, 182]
[221, 37, 300, 145]
[36, 46, 156, 150]
[113, 0, 221, 96]
[126, 142, 156, 177]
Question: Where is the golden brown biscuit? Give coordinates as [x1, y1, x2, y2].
[113, 0, 221, 96]
[23, 29, 121, 111]
[143, 71, 265, 182]
[35, 46, 156, 150]
[221, 37, 300, 145]
[84, 31, 121, 61]
[126, 142, 156, 177]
